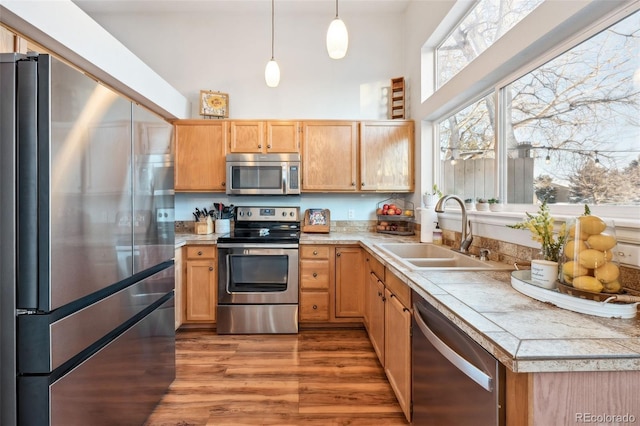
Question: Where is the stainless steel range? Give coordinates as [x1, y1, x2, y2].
[217, 206, 300, 334]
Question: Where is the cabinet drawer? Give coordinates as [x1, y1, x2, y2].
[300, 245, 330, 259]
[385, 271, 411, 309]
[300, 260, 330, 290]
[186, 245, 216, 259]
[367, 254, 385, 281]
[300, 292, 330, 321]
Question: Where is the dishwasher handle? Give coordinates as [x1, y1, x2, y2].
[413, 304, 493, 392]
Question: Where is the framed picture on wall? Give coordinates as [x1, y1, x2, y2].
[200, 90, 229, 118]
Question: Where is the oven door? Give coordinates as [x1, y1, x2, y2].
[217, 243, 299, 304]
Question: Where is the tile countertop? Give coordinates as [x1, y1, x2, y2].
[175, 231, 640, 374]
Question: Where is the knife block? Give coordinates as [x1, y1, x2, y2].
[194, 216, 214, 235]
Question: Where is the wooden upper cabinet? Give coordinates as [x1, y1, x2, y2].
[174, 120, 228, 191]
[229, 121, 265, 153]
[360, 120, 414, 192]
[301, 121, 358, 191]
[266, 121, 300, 153]
[229, 120, 300, 153]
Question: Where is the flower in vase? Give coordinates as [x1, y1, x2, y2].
[507, 201, 567, 262]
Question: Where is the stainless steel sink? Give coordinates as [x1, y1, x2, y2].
[375, 243, 514, 271]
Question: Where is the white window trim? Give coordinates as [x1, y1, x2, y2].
[421, 0, 640, 258]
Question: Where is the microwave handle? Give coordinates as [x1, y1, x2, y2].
[282, 163, 288, 193]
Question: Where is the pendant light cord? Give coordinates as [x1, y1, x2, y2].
[335, 0, 339, 18]
[271, 0, 275, 60]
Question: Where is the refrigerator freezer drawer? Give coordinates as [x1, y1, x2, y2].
[18, 264, 174, 374]
[18, 296, 175, 426]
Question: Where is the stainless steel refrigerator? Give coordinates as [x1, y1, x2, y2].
[0, 52, 176, 425]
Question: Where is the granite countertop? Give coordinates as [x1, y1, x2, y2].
[175, 231, 640, 373]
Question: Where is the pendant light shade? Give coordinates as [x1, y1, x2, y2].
[265, 59, 280, 87]
[326, 0, 348, 59]
[265, 0, 280, 87]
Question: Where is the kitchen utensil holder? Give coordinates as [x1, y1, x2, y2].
[195, 216, 214, 235]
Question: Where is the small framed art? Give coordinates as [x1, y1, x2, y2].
[200, 91, 229, 118]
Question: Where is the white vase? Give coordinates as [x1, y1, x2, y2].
[489, 203, 504, 212]
[530, 259, 559, 289]
[476, 202, 489, 211]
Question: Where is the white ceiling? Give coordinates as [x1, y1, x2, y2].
[73, 0, 413, 16]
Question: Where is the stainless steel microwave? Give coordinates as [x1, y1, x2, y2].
[225, 153, 301, 195]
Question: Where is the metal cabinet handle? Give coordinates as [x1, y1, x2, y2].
[361, 182, 365, 187]
[377, 291, 382, 297]
[312, 305, 318, 310]
[198, 251, 203, 256]
[258, 144, 262, 149]
[351, 182, 356, 186]
[337, 252, 341, 257]
[382, 296, 386, 302]
[208, 266, 213, 271]
[313, 250, 318, 256]
[313, 272, 318, 278]
[222, 182, 226, 187]
[412, 304, 493, 391]
[267, 144, 271, 149]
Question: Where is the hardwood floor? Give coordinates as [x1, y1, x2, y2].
[145, 328, 409, 426]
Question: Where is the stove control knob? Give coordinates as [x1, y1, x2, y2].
[247, 211, 252, 217]
[289, 211, 295, 217]
[282, 211, 287, 217]
[238, 211, 244, 217]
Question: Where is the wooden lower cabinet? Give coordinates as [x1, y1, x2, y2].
[299, 245, 331, 323]
[384, 287, 412, 422]
[174, 247, 183, 330]
[299, 244, 365, 324]
[363, 259, 412, 423]
[183, 245, 217, 323]
[335, 246, 365, 318]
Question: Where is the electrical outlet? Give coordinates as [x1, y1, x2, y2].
[348, 209, 355, 219]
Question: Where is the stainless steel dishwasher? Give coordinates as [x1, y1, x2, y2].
[412, 290, 505, 425]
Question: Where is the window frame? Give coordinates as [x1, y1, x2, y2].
[424, 0, 640, 254]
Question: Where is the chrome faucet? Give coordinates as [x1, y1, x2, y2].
[434, 195, 473, 253]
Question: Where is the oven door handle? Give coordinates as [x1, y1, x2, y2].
[217, 243, 299, 250]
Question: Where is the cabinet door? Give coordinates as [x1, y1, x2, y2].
[185, 259, 217, 322]
[385, 288, 412, 422]
[335, 247, 364, 318]
[360, 121, 414, 192]
[229, 121, 265, 153]
[175, 121, 228, 191]
[366, 274, 386, 365]
[301, 121, 358, 191]
[266, 121, 300, 153]
[174, 247, 183, 330]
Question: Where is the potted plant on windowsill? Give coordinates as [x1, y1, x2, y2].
[475, 198, 489, 211]
[507, 201, 567, 289]
[423, 184, 443, 207]
[464, 198, 474, 210]
[488, 198, 504, 212]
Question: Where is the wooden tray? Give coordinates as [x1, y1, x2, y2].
[302, 209, 330, 233]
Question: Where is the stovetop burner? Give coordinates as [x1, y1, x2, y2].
[217, 206, 300, 244]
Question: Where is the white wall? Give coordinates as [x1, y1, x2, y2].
[89, 6, 407, 119]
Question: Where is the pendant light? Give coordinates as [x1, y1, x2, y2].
[326, 0, 348, 59]
[265, 0, 280, 87]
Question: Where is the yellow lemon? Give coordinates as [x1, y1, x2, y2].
[568, 224, 590, 241]
[578, 215, 607, 235]
[594, 262, 620, 284]
[578, 249, 607, 269]
[603, 280, 622, 294]
[572, 275, 604, 293]
[562, 261, 589, 278]
[587, 233, 617, 251]
[563, 240, 588, 259]
[562, 274, 574, 284]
